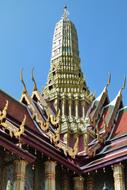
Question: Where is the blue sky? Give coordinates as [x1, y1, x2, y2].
[0, 0, 127, 104]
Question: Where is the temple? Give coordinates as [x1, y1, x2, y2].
[0, 6, 127, 190]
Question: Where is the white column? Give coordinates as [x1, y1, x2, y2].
[68, 98, 72, 118]
[33, 162, 40, 190]
[63, 171, 70, 190]
[81, 100, 85, 118]
[73, 176, 84, 190]
[14, 160, 28, 190]
[75, 99, 79, 118]
[45, 160, 56, 190]
[87, 176, 94, 190]
[54, 98, 58, 112]
[113, 163, 125, 190]
[62, 96, 66, 117]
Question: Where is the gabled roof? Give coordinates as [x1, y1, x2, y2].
[76, 80, 127, 172]
[0, 89, 81, 173]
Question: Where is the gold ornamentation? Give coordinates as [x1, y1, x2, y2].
[83, 119, 96, 147]
[49, 128, 68, 156]
[103, 115, 108, 132]
[0, 114, 26, 138]
[35, 114, 49, 132]
[0, 100, 8, 122]
[96, 131, 104, 144]
[1, 122, 14, 137]
[50, 109, 60, 126]
[28, 101, 50, 132]
[14, 115, 26, 138]
[51, 125, 61, 144]
[67, 137, 79, 159]
[58, 143, 67, 156]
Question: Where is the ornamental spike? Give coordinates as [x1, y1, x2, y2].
[20, 69, 27, 94]
[32, 68, 38, 91]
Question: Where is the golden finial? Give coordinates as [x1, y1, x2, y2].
[106, 73, 111, 88]
[32, 68, 38, 91]
[20, 69, 27, 94]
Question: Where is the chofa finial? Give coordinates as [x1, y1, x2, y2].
[106, 73, 111, 88]
[120, 76, 126, 94]
[63, 6, 69, 20]
[20, 69, 27, 94]
[32, 68, 38, 91]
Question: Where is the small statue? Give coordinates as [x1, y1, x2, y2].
[6, 180, 13, 190]
[84, 116, 91, 128]
[103, 183, 109, 190]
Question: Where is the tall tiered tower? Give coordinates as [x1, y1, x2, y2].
[43, 7, 94, 134]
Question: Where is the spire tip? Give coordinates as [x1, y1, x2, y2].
[63, 5, 69, 20]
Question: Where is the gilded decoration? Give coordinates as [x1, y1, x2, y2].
[49, 109, 60, 126]
[67, 137, 79, 159]
[0, 101, 26, 138]
[50, 124, 61, 144]
[0, 100, 8, 122]
[34, 113, 49, 132]
[81, 115, 108, 157]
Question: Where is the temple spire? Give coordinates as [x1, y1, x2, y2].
[43, 7, 93, 133]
